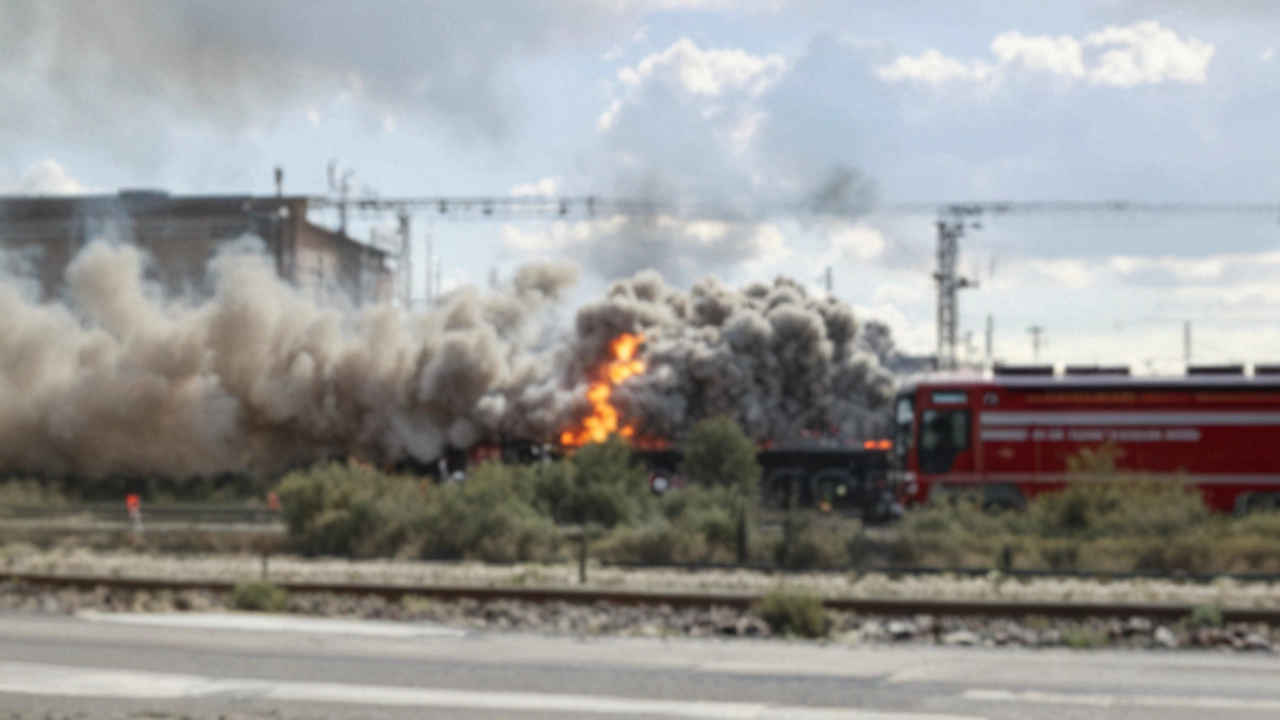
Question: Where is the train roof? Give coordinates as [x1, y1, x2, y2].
[897, 371, 1280, 394]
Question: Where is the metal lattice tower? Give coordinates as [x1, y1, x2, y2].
[934, 208, 979, 371]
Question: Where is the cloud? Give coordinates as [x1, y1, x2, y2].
[501, 215, 792, 285]
[823, 223, 888, 262]
[1085, 22, 1215, 87]
[596, 38, 878, 211]
[876, 49, 995, 85]
[0, 0, 698, 167]
[1020, 258, 1096, 289]
[615, 38, 787, 100]
[510, 176, 562, 197]
[1108, 250, 1280, 286]
[877, 21, 1213, 89]
[1, 159, 90, 195]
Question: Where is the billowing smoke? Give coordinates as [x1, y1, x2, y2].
[572, 271, 894, 444]
[0, 239, 892, 480]
[0, 240, 577, 479]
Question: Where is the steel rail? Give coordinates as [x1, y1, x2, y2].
[4, 572, 1278, 623]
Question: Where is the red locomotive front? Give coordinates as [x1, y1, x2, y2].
[891, 367, 1280, 514]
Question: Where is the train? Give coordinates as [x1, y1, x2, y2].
[891, 364, 1280, 514]
[428, 436, 901, 524]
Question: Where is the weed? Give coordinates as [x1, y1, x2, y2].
[754, 587, 829, 638]
[1061, 627, 1108, 649]
[232, 581, 289, 613]
[1188, 603, 1224, 628]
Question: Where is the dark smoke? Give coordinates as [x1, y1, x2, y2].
[574, 271, 894, 443]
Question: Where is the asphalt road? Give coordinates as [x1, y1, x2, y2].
[1, 611, 1279, 719]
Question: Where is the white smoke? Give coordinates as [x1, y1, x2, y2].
[0, 240, 577, 479]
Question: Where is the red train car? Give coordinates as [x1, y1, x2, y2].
[890, 367, 1280, 514]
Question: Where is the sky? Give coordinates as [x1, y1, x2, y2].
[3, 0, 1280, 372]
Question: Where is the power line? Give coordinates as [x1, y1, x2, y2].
[305, 196, 1280, 222]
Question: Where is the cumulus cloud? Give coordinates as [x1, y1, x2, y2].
[614, 38, 787, 100]
[823, 223, 888, 263]
[1, 159, 89, 195]
[876, 49, 995, 85]
[877, 21, 1214, 89]
[510, 177, 562, 197]
[576, 37, 882, 283]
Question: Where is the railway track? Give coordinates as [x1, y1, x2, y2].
[4, 571, 1278, 623]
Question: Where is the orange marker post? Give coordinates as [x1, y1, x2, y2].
[125, 494, 144, 537]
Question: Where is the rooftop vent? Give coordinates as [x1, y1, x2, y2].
[1064, 365, 1130, 376]
[1187, 364, 1245, 376]
[993, 364, 1055, 377]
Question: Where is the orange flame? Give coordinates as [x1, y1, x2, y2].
[560, 333, 646, 447]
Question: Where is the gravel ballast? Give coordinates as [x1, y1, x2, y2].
[4, 545, 1280, 652]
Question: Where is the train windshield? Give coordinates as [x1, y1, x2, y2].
[919, 408, 971, 474]
[893, 394, 914, 468]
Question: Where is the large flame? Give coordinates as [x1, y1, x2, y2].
[560, 333, 646, 447]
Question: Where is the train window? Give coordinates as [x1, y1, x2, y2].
[931, 391, 968, 405]
[894, 395, 914, 467]
[919, 409, 970, 474]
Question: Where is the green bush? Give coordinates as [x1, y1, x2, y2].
[415, 462, 563, 562]
[0, 479, 68, 507]
[276, 460, 562, 562]
[276, 462, 426, 556]
[1022, 480, 1207, 540]
[773, 513, 860, 570]
[553, 436, 651, 529]
[680, 416, 762, 493]
[754, 587, 829, 638]
[233, 581, 290, 612]
[1189, 603, 1224, 628]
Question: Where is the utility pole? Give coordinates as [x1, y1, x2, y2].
[434, 257, 443, 306]
[984, 314, 994, 368]
[423, 223, 434, 310]
[824, 265, 833, 294]
[1184, 320, 1192, 367]
[934, 208, 979, 370]
[327, 161, 354, 235]
[397, 211, 411, 310]
[1028, 325, 1044, 363]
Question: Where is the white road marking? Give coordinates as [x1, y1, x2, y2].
[0, 662, 986, 720]
[77, 611, 465, 638]
[965, 688, 1280, 712]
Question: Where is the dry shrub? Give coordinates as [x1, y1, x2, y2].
[233, 580, 289, 612]
[754, 587, 829, 638]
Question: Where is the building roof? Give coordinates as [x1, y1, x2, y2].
[0, 191, 388, 258]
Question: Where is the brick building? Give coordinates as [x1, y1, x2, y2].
[0, 190, 393, 306]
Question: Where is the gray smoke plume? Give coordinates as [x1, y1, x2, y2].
[0, 239, 893, 480]
[0, 240, 578, 479]
[572, 271, 894, 443]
